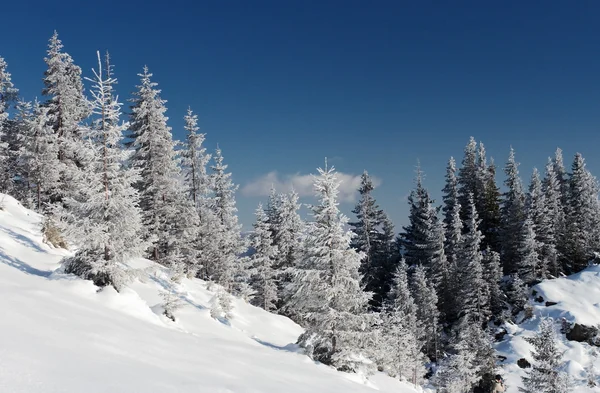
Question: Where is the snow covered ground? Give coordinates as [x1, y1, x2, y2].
[496, 269, 600, 392]
[0, 194, 419, 393]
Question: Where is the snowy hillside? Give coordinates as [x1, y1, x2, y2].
[496, 268, 600, 392]
[0, 194, 418, 393]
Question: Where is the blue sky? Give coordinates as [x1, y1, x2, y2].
[2, 0, 600, 229]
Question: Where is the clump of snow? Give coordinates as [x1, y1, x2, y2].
[0, 194, 420, 393]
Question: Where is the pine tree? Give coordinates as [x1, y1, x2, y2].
[60, 51, 145, 290]
[249, 204, 278, 311]
[564, 153, 600, 273]
[41, 32, 89, 204]
[349, 171, 385, 308]
[411, 264, 440, 360]
[501, 147, 526, 274]
[0, 56, 19, 193]
[520, 318, 569, 393]
[381, 259, 426, 385]
[209, 147, 246, 292]
[288, 163, 373, 372]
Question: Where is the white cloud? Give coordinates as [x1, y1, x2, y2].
[241, 170, 382, 203]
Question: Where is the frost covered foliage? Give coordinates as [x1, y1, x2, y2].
[289, 164, 374, 373]
[60, 52, 145, 290]
[520, 318, 569, 393]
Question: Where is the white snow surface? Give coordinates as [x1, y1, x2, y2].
[0, 194, 420, 393]
[496, 269, 600, 392]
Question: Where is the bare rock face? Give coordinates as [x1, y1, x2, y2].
[495, 328, 508, 342]
[517, 358, 531, 369]
[545, 301, 558, 307]
[565, 323, 600, 346]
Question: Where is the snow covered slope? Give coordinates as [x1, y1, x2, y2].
[496, 268, 600, 392]
[0, 194, 418, 393]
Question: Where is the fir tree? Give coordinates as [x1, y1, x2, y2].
[249, 203, 278, 311]
[411, 264, 440, 360]
[520, 318, 569, 393]
[349, 171, 385, 308]
[271, 190, 304, 310]
[5, 100, 34, 204]
[442, 157, 461, 263]
[381, 259, 426, 385]
[401, 167, 448, 294]
[180, 106, 215, 278]
[288, 163, 373, 372]
[457, 137, 479, 222]
[482, 247, 503, 318]
[527, 168, 551, 279]
[455, 195, 488, 323]
[481, 158, 502, 253]
[553, 148, 569, 210]
[41, 32, 89, 204]
[209, 147, 246, 292]
[0, 56, 19, 193]
[542, 158, 564, 277]
[564, 153, 600, 273]
[373, 214, 400, 310]
[60, 51, 145, 290]
[181, 107, 211, 210]
[129, 66, 195, 271]
[501, 147, 526, 274]
[25, 101, 60, 212]
[517, 216, 540, 284]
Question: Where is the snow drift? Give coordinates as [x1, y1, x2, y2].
[0, 194, 418, 393]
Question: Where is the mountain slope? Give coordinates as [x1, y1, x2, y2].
[496, 268, 600, 392]
[0, 194, 418, 393]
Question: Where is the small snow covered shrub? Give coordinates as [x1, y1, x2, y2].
[210, 289, 233, 321]
[42, 218, 68, 249]
[161, 289, 183, 322]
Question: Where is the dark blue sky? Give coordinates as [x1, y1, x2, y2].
[3, 0, 600, 228]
